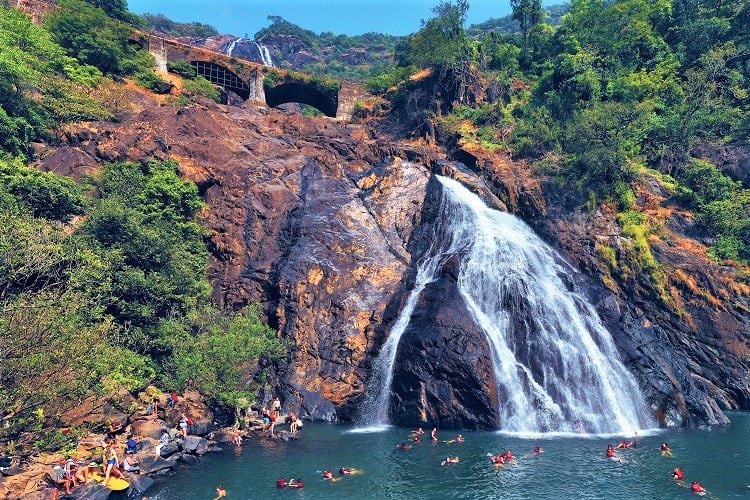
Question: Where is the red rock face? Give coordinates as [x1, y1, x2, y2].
[41, 89, 748, 429]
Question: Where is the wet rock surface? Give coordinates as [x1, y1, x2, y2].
[33, 87, 748, 432]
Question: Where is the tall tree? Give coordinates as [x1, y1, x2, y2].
[511, 0, 543, 68]
[408, 0, 471, 68]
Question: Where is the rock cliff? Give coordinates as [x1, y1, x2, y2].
[38, 85, 749, 430]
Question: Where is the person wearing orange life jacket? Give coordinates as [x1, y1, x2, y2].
[673, 467, 685, 481]
[690, 481, 706, 495]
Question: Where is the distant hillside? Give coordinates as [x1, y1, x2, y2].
[142, 6, 568, 81]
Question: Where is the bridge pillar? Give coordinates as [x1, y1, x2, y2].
[149, 35, 168, 73]
[246, 68, 267, 105]
[336, 80, 368, 121]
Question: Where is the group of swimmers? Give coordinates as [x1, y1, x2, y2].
[607, 441, 708, 495]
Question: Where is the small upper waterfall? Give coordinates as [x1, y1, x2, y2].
[359, 175, 652, 434]
[254, 41, 274, 67]
[225, 38, 239, 57]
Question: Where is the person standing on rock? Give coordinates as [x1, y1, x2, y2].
[272, 397, 281, 418]
[179, 414, 189, 438]
[289, 412, 299, 436]
[431, 428, 438, 442]
[104, 440, 120, 488]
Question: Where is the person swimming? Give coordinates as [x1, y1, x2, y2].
[690, 481, 706, 495]
[606, 445, 620, 461]
[276, 477, 287, 488]
[490, 455, 505, 467]
[322, 469, 334, 480]
[287, 478, 304, 489]
[339, 467, 357, 475]
[533, 446, 543, 454]
[441, 456, 459, 466]
[398, 443, 412, 450]
[660, 442, 673, 456]
[673, 467, 685, 481]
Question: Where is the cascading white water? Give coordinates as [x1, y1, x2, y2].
[360, 175, 652, 434]
[254, 41, 274, 67]
[225, 38, 239, 57]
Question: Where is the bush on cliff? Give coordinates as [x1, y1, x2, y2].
[0, 158, 283, 450]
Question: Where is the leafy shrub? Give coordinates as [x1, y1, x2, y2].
[182, 76, 221, 103]
[168, 60, 197, 79]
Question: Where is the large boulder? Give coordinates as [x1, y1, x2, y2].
[125, 473, 154, 493]
[138, 456, 174, 475]
[182, 436, 209, 455]
[389, 257, 500, 429]
[66, 482, 111, 500]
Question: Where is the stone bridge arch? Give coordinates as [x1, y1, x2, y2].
[135, 32, 367, 120]
[264, 82, 338, 118]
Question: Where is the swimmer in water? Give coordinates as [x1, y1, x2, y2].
[440, 456, 459, 466]
[287, 478, 304, 489]
[322, 469, 334, 480]
[690, 481, 706, 496]
[673, 467, 685, 481]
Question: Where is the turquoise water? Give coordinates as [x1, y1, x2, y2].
[147, 413, 750, 499]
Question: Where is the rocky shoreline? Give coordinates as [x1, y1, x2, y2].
[0, 388, 298, 499]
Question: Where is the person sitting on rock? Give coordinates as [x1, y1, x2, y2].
[126, 435, 138, 455]
[50, 460, 72, 495]
[122, 451, 140, 473]
[75, 462, 98, 485]
[48, 464, 72, 500]
[155, 429, 170, 457]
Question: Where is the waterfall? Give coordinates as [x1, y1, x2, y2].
[359, 175, 652, 434]
[254, 41, 274, 67]
[225, 38, 238, 57]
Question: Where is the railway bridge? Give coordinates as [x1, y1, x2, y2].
[135, 33, 368, 121]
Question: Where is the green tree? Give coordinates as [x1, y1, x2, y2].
[162, 304, 285, 406]
[45, 0, 133, 75]
[511, 0, 543, 68]
[408, 0, 471, 68]
[80, 160, 210, 354]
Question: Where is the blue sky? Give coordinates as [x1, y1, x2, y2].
[126, 1, 558, 38]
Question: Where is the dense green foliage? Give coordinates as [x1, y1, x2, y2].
[0, 6, 110, 158]
[0, 158, 283, 448]
[382, 0, 750, 263]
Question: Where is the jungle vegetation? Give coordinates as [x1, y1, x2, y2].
[0, 3, 282, 452]
[0, 0, 748, 453]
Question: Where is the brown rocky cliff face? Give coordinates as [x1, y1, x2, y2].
[40, 88, 749, 429]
